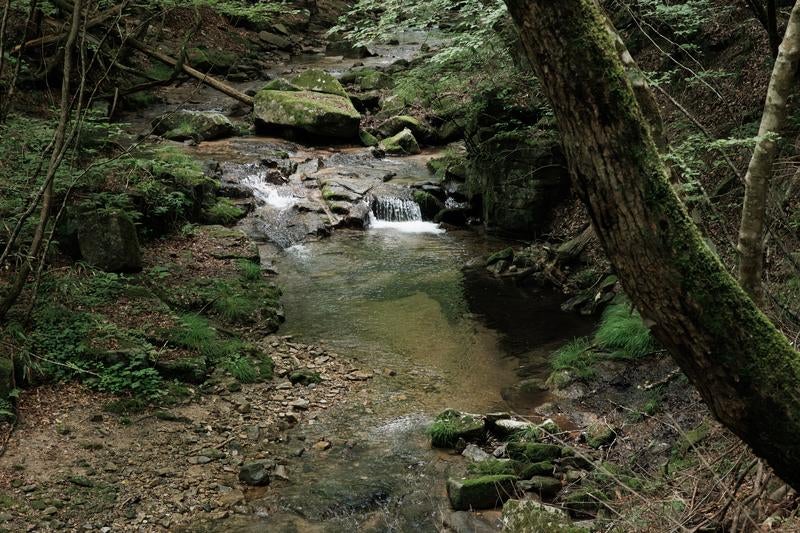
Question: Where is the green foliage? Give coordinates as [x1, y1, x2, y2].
[237, 259, 262, 281]
[158, 0, 303, 24]
[594, 302, 657, 358]
[204, 198, 245, 225]
[636, 0, 713, 40]
[467, 459, 515, 476]
[169, 314, 243, 360]
[551, 337, 596, 379]
[428, 418, 459, 448]
[224, 356, 258, 383]
[212, 293, 256, 323]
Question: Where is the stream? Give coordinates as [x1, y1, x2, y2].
[129, 35, 595, 532]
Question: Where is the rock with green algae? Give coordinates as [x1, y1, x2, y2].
[486, 247, 514, 266]
[154, 356, 208, 384]
[340, 68, 393, 91]
[358, 128, 379, 147]
[446, 475, 518, 511]
[412, 190, 443, 220]
[429, 409, 485, 448]
[377, 115, 435, 143]
[515, 460, 555, 479]
[518, 475, 562, 499]
[78, 213, 142, 273]
[562, 488, 609, 516]
[586, 423, 616, 449]
[379, 128, 420, 155]
[507, 442, 564, 463]
[292, 69, 348, 97]
[502, 499, 586, 532]
[262, 78, 301, 92]
[151, 110, 235, 142]
[253, 89, 361, 140]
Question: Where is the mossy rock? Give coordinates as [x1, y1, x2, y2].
[507, 442, 564, 463]
[562, 488, 609, 516]
[377, 115, 436, 144]
[291, 69, 348, 97]
[487, 247, 514, 266]
[78, 213, 142, 273]
[152, 110, 235, 142]
[586, 424, 616, 449]
[518, 476, 562, 499]
[253, 89, 361, 140]
[288, 368, 321, 385]
[429, 409, 485, 448]
[358, 128, 379, 147]
[446, 475, 518, 511]
[412, 190, 443, 220]
[515, 460, 555, 479]
[187, 47, 238, 73]
[379, 128, 420, 155]
[340, 68, 393, 91]
[155, 356, 208, 384]
[262, 78, 301, 92]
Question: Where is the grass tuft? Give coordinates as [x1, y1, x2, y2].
[238, 259, 262, 281]
[551, 337, 595, 379]
[594, 302, 656, 358]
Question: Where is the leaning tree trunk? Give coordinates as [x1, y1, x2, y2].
[504, 0, 800, 490]
[737, 2, 800, 304]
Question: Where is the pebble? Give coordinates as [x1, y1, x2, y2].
[289, 399, 310, 410]
[312, 440, 331, 451]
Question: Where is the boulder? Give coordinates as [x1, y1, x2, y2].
[154, 356, 208, 384]
[518, 476, 562, 499]
[429, 409, 485, 448]
[462, 444, 492, 462]
[340, 68, 393, 91]
[262, 78, 301, 92]
[152, 110, 235, 142]
[507, 442, 564, 463]
[349, 91, 381, 113]
[259, 31, 292, 50]
[325, 40, 375, 58]
[239, 460, 273, 486]
[515, 460, 555, 479]
[586, 423, 616, 449]
[446, 475, 518, 511]
[377, 115, 436, 144]
[358, 129, 379, 147]
[413, 190, 443, 220]
[434, 208, 469, 226]
[379, 128, 420, 155]
[253, 90, 361, 140]
[78, 213, 142, 273]
[291, 69, 348, 97]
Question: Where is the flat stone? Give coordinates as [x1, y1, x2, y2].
[346, 370, 373, 381]
[289, 398, 310, 410]
[462, 444, 492, 462]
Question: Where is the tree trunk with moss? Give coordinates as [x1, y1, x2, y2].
[737, 1, 800, 304]
[504, 0, 800, 490]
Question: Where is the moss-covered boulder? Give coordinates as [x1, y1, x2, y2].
[78, 213, 142, 273]
[586, 424, 616, 449]
[359, 128, 379, 147]
[562, 488, 609, 516]
[379, 128, 420, 155]
[152, 110, 235, 142]
[340, 68, 393, 91]
[446, 475, 518, 511]
[507, 442, 564, 463]
[429, 409, 485, 448]
[413, 190, 443, 220]
[262, 78, 301, 92]
[515, 460, 555, 479]
[289, 368, 321, 386]
[377, 115, 436, 144]
[291, 69, 348, 97]
[518, 476, 562, 499]
[253, 89, 361, 140]
[187, 47, 238, 73]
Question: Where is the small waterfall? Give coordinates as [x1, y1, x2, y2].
[372, 197, 422, 222]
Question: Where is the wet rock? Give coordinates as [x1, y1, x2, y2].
[239, 460, 273, 486]
[486, 247, 514, 266]
[462, 444, 491, 462]
[253, 90, 360, 140]
[151, 110, 235, 142]
[262, 78, 301, 92]
[340, 68, 393, 91]
[412, 190, 444, 220]
[446, 475, 518, 511]
[273, 464, 290, 481]
[434, 208, 469, 226]
[350, 92, 382, 113]
[78, 213, 142, 273]
[379, 128, 420, 155]
[325, 40, 375, 58]
[507, 442, 564, 463]
[358, 128, 379, 147]
[429, 409, 485, 448]
[518, 476, 562, 499]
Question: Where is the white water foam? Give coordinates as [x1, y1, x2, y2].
[367, 213, 444, 234]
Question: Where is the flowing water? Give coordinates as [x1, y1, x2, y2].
[144, 34, 596, 532]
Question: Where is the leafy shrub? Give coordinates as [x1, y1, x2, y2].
[204, 198, 245, 225]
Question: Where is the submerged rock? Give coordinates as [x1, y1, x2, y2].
[78, 213, 142, 273]
[151, 110, 235, 142]
[379, 128, 420, 155]
[253, 90, 361, 140]
[446, 475, 518, 511]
